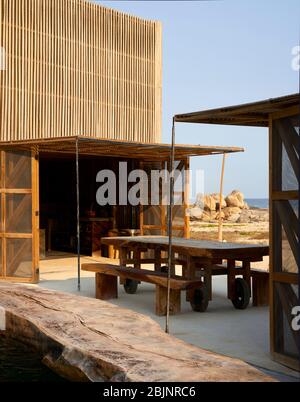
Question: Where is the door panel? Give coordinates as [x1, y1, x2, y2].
[270, 111, 300, 371]
[0, 149, 39, 283]
[140, 159, 190, 238]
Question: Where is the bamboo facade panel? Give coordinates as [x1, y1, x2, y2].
[0, 0, 162, 143]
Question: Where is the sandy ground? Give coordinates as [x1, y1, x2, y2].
[37, 252, 300, 381]
[190, 220, 269, 244]
[190, 215, 269, 270]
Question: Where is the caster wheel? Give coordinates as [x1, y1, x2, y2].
[232, 278, 250, 310]
[124, 279, 139, 294]
[190, 286, 209, 312]
[160, 266, 169, 274]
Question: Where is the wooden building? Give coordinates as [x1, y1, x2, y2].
[0, 0, 243, 286]
[175, 93, 300, 371]
[0, 0, 162, 143]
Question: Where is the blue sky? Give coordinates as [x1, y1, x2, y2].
[97, 0, 299, 198]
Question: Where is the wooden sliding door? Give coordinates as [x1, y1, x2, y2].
[140, 159, 190, 238]
[0, 149, 39, 283]
[270, 107, 300, 371]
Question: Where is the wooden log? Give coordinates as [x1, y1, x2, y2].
[0, 283, 275, 382]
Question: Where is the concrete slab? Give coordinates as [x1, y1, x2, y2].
[38, 253, 300, 381]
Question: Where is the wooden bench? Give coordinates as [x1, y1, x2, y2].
[82, 263, 204, 316]
[210, 264, 269, 307]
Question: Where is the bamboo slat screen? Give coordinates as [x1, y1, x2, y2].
[0, 0, 162, 143]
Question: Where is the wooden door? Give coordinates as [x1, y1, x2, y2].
[140, 160, 166, 236]
[140, 159, 190, 238]
[0, 149, 39, 283]
[270, 107, 300, 371]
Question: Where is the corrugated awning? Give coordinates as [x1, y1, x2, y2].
[0, 136, 243, 160]
[175, 93, 299, 127]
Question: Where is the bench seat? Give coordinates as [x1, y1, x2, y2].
[82, 263, 203, 316]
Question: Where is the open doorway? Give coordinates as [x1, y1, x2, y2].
[38, 153, 140, 261]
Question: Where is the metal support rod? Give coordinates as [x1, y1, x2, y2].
[298, 63, 300, 317]
[218, 154, 227, 242]
[76, 138, 81, 292]
[166, 117, 176, 334]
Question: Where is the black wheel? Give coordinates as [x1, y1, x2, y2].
[232, 278, 250, 310]
[124, 279, 139, 294]
[160, 266, 169, 274]
[190, 286, 209, 312]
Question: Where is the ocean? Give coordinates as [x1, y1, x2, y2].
[245, 198, 269, 209]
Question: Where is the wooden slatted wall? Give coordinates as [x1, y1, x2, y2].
[0, 0, 162, 143]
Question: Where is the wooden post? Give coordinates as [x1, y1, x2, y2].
[218, 154, 226, 242]
[156, 286, 181, 316]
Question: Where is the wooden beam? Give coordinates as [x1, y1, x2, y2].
[275, 120, 299, 182]
[275, 201, 299, 267]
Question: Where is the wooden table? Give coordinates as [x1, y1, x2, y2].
[102, 236, 269, 312]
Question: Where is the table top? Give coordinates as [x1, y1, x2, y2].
[102, 236, 269, 260]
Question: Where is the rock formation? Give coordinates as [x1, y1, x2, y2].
[190, 191, 267, 224]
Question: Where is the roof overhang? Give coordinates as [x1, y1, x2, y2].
[0, 136, 243, 160]
[174, 93, 300, 127]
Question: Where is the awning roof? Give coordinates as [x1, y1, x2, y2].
[175, 93, 299, 127]
[0, 136, 243, 160]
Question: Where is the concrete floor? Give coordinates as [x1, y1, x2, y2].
[38, 252, 300, 381]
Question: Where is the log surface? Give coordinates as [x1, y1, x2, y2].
[0, 283, 274, 382]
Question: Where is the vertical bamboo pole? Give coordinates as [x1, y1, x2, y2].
[218, 154, 227, 242]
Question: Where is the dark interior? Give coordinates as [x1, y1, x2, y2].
[39, 153, 139, 257]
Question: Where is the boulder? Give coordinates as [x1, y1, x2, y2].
[225, 190, 245, 209]
[222, 207, 242, 223]
[194, 194, 216, 211]
[223, 207, 242, 219]
[211, 193, 227, 209]
[204, 195, 216, 211]
[227, 214, 241, 223]
[215, 210, 225, 220]
[187, 208, 203, 221]
[202, 211, 217, 222]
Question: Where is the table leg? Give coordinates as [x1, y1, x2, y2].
[243, 261, 252, 297]
[227, 259, 236, 300]
[186, 257, 196, 302]
[203, 265, 213, 301]
[133, 248, 141, 270]
[154, 247, 161, 272]
[119, 247, 128, 285]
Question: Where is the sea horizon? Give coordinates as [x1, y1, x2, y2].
[189, 197, 269, 209]
[244, 198, 269, 209]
